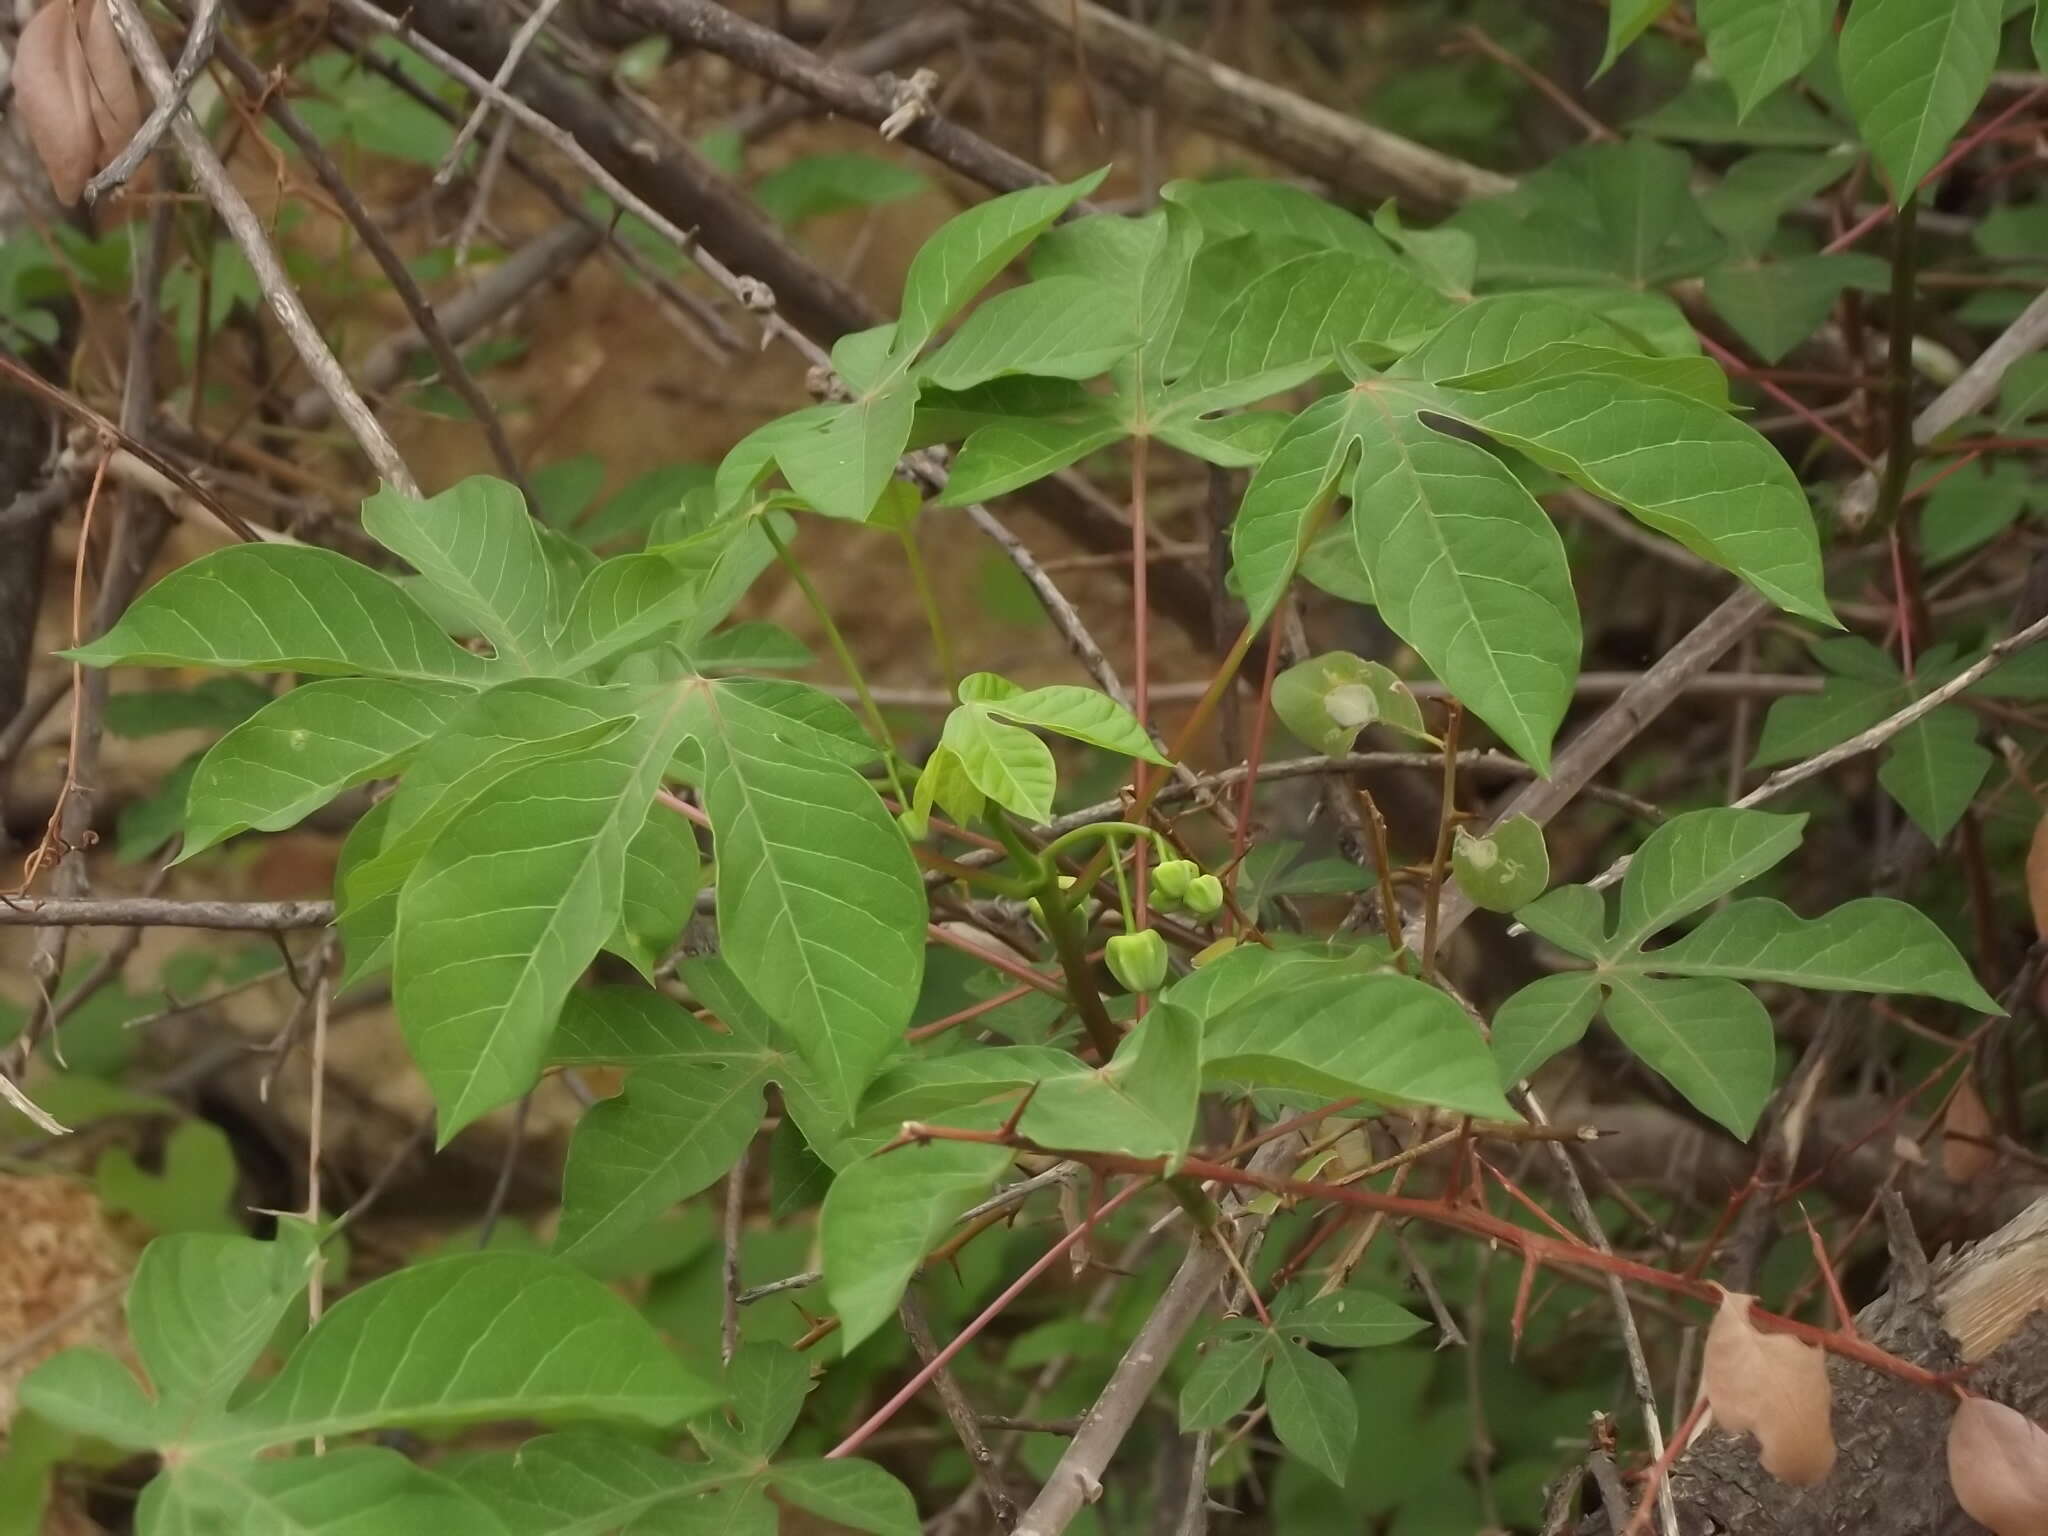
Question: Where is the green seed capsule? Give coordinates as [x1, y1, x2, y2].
[1105, 929, 1169, 993]
[1183, 873, 1224, 918]
[1152, 859, 1199, 908]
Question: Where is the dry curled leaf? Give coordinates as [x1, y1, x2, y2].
[1949, 1396, 2048, 1536]
[1943, 1069, 1998, 1184]
[1702, 1291, 1837, 1485]
[10, 0, 141, 206]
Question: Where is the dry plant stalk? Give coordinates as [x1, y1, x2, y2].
[1701, 1291, 1838, 1486]
[1948, 1396, 2048, 1536]
[12, 0, 142, 204]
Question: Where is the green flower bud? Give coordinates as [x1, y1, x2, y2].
[1105, 929, 1169, 993]
[1027, 875, 1079, 929]
[1182, 873, 1225, 918]
[1152, 859, 1199, 909]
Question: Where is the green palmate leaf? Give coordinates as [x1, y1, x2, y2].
[687, 620, 814, 673]
[1179, 1329, 1271, 1430]
[1704, 254, 1890, 363]
[920, 276, 1138, 391]
[772, 1462, 919, 1536]
[774, 380, 919, 524]
[553, 1053, 763, 1259]
[553, 552, 704, 675]
[395, 694, 690, 1136]
[1650, 898, 2000, 1010]
[1599, 0, 1672, 74]
[960, 672, 1169, 762]
[1615, 808, 1807, 948]
[444, 1434, 721, 1536]
[1164, 250, 1455, 418]
[21, 1348, 162, 1451]
[1026, 1003, 1201, 1162]
[1703, 150, 1860, 254]
[1203, 968, 1517, 1120]
[895, 169, 1108, 354]
[699, 1342, 809, 1460]
[688, 681, 925, 1121]
[1921, 460, 2033, 565]
[66, 545, 497, 685]
[154, 1447, 506, 1536]
[1603, 972, 1775, 1137]
[1516, 883, 1614, 960]
[1229, 391, 1359, 627]
[225, 1251, 718, 1447]
[125, 1223, 319, 1413]
[1637, 77, 1854, 149]
[820, 1140, 1011, 1352]
[1752, 674, 1902, 764]
[610, 802, 702, 978]
[939, 705, 1056, 823]
[1490, 971, 1605, 1084]
[1432, 371, 1833, 624]
[940, 408, 1127, 504]
[1266, 1339, 1356, 1485]
[1346, 400, 1579, 772]
[181, 679, 464, 858]
[1438, 342, 1732, 409]
[1164, 178, 1390, 256]
[1451, 813, 1550, 913]
[1271, 650, 1426, 756]
[1274, 1289, 1428, 1349]
[1839, 0, 2002, 194]
[1700, 0, 1834, 117]
[1877, 704, 1991, 843]
[1394, 295, 1646, 383]
[363, 478, 556, 671]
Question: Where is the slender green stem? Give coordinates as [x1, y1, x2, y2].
[990, 813, 1121, 1059]
[765, 520, 909, 803]
[1108, 834, 1136, 933]
[898, 521, 958, 689]
[1039, 821, 1170, 866]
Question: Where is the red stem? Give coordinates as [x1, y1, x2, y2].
[1824, 86, 2048, 255]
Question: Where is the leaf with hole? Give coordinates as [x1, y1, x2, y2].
[363, 478, 557, 673]
[1451, 813, 1549, 913]
[1271, 650, 1426, 756]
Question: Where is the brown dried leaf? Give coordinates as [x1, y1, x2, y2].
[1943, 1069, 1998, 1183]
[2030, 814, 2048, 941]
[1702, 1291, 1837, 1486]
[78, 0, 142, 161]
[13, 0, 97, 205]
[1949, 1396, 2048, 1536]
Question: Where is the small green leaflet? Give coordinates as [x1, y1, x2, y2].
[1180, 1327, 1271, 1430]
[1266, 1339, 1357, 1485]
[1698, 0, 1834, 119]
[1839, 0, 2002, 195]
[362, 477, 556, 672]
[1494, 808, 1998, 1134]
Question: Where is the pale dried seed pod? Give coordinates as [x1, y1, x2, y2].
[1949, 1396, 2048, 1536]
[1702, 1291, 1837, 1486]
[78, 0, 142, 163]
[14, 0, 98, 205]
[1943, 1069, 1998, 1183]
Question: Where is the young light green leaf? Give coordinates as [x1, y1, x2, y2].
[1877, 704, 1991, 843]
[920, 277, 1139, 391]
[939, 705, 1057, 823]
[1603, 972, 1776, 1138]
[227, 1251, 719, 1447]
[773, 381, 918, 524]
[1275, 1289, 1429, 1349]
[1266, 1339, 1356, 1485]
[895, 169, 1107, 354]
[1839, 0, 2001, 194]
[395, 699, 688, 1137]
[692, 684, 926, 1121]
[1437, 341, 1733, 409]
[1179, 1330, 1271, 1431]
[554, 1056, 764, 1259]
[905, 743, 985, 837]
[610, 802, 702, 978]
[1490, 971, 1604, 1085]
[961, 673, 1170, 763]
[1347, 404, 1580, 772]
[772, 1462, 919, 1536]
[66, 545, 497, 685]
[181, 679, 463, 859]
[820, 1140, 1011, 1352]
[939, 409, 1127, 505]
[444, 1434, 723, 1536]
[1451, 813, 1550, 913]
[1614, 808, 1808, 948]
[125, 1222, 318, 1412]
[362, 477, 556, 671]
[1203, 969, 1517, 1120]
[1271, 650, 1426, 756]
[1700, 0, 1834, 118]
[1431, 371, 1833, 624]
[1649, 897, 2000, 1010]
[1516, 884, 1613, 960]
